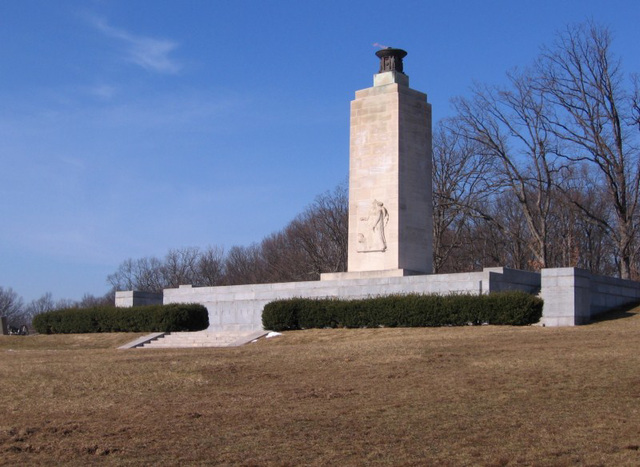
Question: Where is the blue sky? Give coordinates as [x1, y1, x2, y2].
[1, 0, 639, 303]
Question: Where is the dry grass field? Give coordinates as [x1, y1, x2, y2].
[1, 308, 640, 466]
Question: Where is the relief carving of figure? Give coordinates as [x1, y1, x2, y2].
[357, 199, 389, 252]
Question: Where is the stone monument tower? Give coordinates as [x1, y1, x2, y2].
[345, 48, 433, 277]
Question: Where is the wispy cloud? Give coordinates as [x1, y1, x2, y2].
[89, 16, 181, 74]
[86, 84, 118, 100]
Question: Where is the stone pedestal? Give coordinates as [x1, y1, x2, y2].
[346, 57, 433, 276]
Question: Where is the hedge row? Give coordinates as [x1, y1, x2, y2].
[262, 291, 542, 331]
[32, 303, 209, 334]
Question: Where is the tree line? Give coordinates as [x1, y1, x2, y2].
[435, 22, 639, 278]
[0, 287, 112, 328]
[3, 21, 638, 324]
[106, 182, 348, 292]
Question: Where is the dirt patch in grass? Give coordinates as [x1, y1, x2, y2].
[1, 314, 640, 465]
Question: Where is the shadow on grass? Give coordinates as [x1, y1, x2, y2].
[588, 301, 640, 323]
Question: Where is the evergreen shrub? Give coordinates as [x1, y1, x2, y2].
[32, 303, 209, 334]
[262, 291, 542, 331]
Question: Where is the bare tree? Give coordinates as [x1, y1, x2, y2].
[550, 163, 618, 274]
[223, 244, 268, 285]
[161, 247, 200, 288]
[491, 192, 537, 270]
[106, 182, 347, 289]
[286, 181, 348, 277]
[432, 120, 496, 272]
[107, 258, 139, 292]
[453, 66, 564, 270]
[258, 229, 309, 282]
[107, 256, 166, 293]
[24, 292, 55, 319]
[0, 286, 25, 326]
[537, 22, 640, 278]
[77, 292, 114, 308]
[54, 298, 79, 309]
[632, 74, 640, 131]
[197, 246, 226, 286]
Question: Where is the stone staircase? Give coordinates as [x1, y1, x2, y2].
[120, 330, 268, 349]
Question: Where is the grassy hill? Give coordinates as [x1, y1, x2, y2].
[1, 308, 640, 465]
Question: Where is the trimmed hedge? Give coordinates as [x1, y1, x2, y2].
[32, 303, 209, 334]
[262, 291, 542, 331]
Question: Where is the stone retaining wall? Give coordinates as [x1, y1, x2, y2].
[541, 268, 640, 326]
[114, 291, 163, 308]
[159, 267, 539, 332]
[116, 267, 640, 329]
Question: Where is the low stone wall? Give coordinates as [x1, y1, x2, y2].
[117, 267, 640, 329]
[114, 291, 163, 308]
[590, 272, 640, 315]
[541, 268, 640, 326]
[162, 267, 540, 332]
[482, 267, 541, 294]
[540, 268, 590, 326]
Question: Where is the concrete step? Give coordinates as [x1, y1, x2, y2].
[138, 330, 267, 349]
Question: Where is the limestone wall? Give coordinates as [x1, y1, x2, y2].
[589, 272, 640, 315]
[163, 268, 539, 332]
[115, 291, 163, 308]
[483, 267, 541, 294]
[119, 268, 640, 330]
[541, 268, 640, 326]
[541, 268, 591, 326]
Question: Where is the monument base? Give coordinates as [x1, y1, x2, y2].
[116, 267, 640, 330]
[148, 267, 540, 332]
[320, 269, 426, 281]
